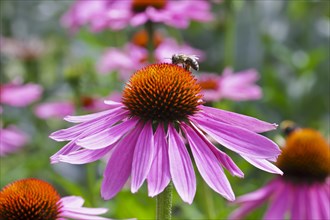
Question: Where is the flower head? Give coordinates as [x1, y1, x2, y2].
[62, 0, 214, 33]
[50, 63, 281, 204]
[0, 178, 110, 220]
[229, 126, 330, 220]
[198, 68, 262, 102]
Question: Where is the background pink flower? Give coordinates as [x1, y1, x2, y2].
[34, 101, 75, 119]
[0, 126, 28, 156]
[229, 127, 330, 220]
[0, 83, 43, 107]
[97, 38, 204, 80]
[198, 68, 262, 102]
[62, 0, 214, 33]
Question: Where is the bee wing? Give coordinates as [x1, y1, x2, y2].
[190, 55, 199, 60]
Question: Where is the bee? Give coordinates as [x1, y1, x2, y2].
[171, 54, 199, 71]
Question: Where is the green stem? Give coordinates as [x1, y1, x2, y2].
[156, 182, 173, 220]
[145, 21, 155, 63]
[202, 180, 215, 219]
[224, 0, 235, 67]
[86, 163, 96, 205]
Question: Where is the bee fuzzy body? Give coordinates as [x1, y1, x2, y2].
[171, 54, 199, 71]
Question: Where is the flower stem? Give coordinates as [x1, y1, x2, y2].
[156, 182, 173, 220]
[224, 0, 235, 67]
[202, 180, 215, 219]
[145, 21, 155, 63]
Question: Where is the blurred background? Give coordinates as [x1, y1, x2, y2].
[1, 0, 329, 219]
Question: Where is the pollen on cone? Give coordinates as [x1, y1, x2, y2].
[0, 178, 61, 220]
[277, 128, 330, 182]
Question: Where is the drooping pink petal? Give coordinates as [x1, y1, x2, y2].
[234, 179, 279, 204]
[263, 180, 290, 219]
[50, 140, 81, 164]
[290, 184, 307, 219]
[168, 124, 196, 204]
[50, 109, 127, 141]
[199, 106, 277, 133]
[209, 146, 244, 178]
[101, 121, 143, 200]
[229, 201, 266, 220]
[241, 156, 283, 175]
[59, 196, 109, 220]
[77, 117, 138, 150]
[58, 147, 113, 164]
[182, 123, 235, 201]
[229, 180, 279, 220]
[147, 124, 171, 197]
[316, 183, 330, 219]
[192, 116, 281, 159]
[131, 121, 155, 193]
[307, 184, 322, 220]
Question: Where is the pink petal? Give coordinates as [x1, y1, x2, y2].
[316, 183, 330, 219]
[147, 124, 171, 197]
[263, 180, 290, 219]
[64, 107, 123, 123]
[182, 123, 235, 201]
[50, 141, 80, 164]
[58, 147, 112, 164]
[234, 179, 279, 204]
[101, 122, 143, 200]
[209, 146, 244, 178]
[59, 196, 109, 220]
[192, 116, 281, 159]
[229, 201, 265, 220]
[307, 184, 322, 220]
[168, 124, 196, 204]
[77, 117, 138, 150]
[291, 184, 307, 219]
[199, 106, 277, 133]
[103, 100, 123, 108]
[241, 156, 283, 175]
[50, 109, 127, 141]
[131, 121, 155, 193]
[229, 180, 279, 220]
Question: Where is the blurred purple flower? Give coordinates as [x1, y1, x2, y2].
[0, 126, 28, 156]
[62, 0, 214, 33]
[35, 93, 122, 119]
[0, 83, 43, 107]
[198, 68, 262, 102]
[97, 38, 204, 80]
[229, 128, 330, 220]
[50, 63, 281, 204]
[34, 101, 75, 119]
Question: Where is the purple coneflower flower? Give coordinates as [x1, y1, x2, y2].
[62, 0, 213, 33]
[198, 68, 262, 102]
[0, 178, 110, 220]
[0, 82, 43, 107]
[229, 126, 330, 220]
[0, 125, 28, 156]
[50, 63, 281, 204]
